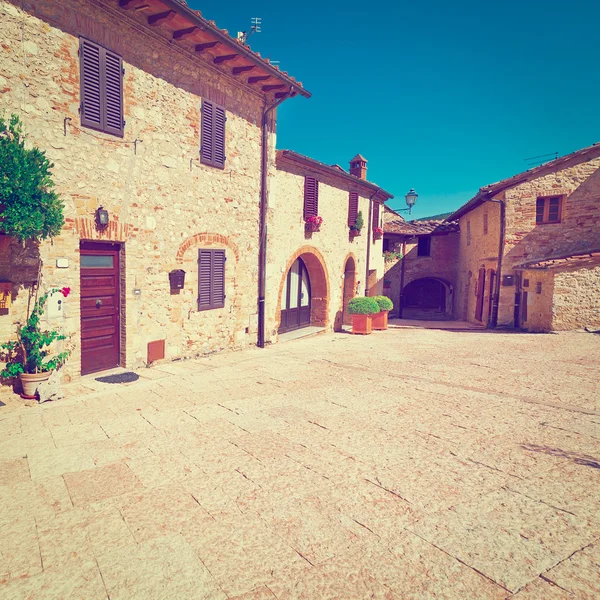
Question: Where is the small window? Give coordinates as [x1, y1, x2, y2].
[79, 38, 124, 137]
[466, 221, 471, 246]
[536, 196, 562, 224]
[81, 255, 114, 268]
[417, 236, 431, 257]
[200, 100, 226, 169]
[536, 281, 542, 294]
[198, 249, 226, 311]
[303, 176, 319, 218]
[483, 212, 488, 235]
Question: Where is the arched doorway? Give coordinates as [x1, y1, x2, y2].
[342, 256, 356, 326]
[403, 277, 452, 319]
[279, 257, 311, 333]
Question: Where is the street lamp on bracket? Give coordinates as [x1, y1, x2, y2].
[391, 189, 419, 215]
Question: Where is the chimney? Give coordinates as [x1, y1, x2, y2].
[349, 154, 367, 180]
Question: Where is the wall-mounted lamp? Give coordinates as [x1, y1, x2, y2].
[96, 206, 109, 229]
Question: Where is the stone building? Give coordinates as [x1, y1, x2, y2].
[448, 142, 600, 331]
[267, 152, 392, 339]
[0, 0, 310, 380]
[384, 143, 600, 331]
[383, 207, 459, 319]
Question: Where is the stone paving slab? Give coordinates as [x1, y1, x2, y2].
[0, 328, 599, 598]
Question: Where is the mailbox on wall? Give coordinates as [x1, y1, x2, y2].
[169, 270, 186, 290]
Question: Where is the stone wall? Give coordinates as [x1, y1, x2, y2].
[518, 269, 554, 332]
[455, 201, 502, 323]
[267, 157, 381, 338]
[0, 0, 268, 379]
[552, 265, 600, 330]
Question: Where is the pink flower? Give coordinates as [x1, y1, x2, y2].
[60, 287, 71, 298]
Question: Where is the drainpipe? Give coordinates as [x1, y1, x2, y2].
[486, 197, 505, 328]
[364, 190, 380, 296]
[257, 92, 293, 348]
[398, 239, 407, 318]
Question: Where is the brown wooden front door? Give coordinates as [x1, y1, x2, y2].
[80, 242, 121, 375]
[475, 267, 486, 321]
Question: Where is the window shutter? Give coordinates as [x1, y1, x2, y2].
[80, 38, 103, 131]
[201, 100, 214, 166]
[348, 191, 358, 226]
[198, 250, 212, 310]
[213, 106, 226, 169]
[372, 201, 380, 229]
[211, 250, 226, 309]
[304, 176, 319, 218]
[103, 49, 124, 137]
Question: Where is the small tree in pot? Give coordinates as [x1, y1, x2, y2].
[1, 287, 71, 399]
[347, 296, 380, 335]
[372, 295, 393, 330]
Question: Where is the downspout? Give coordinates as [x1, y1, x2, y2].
[364, 190, 380, 296]
[398, 239, 407, 317]
[486, 197, 506, 328]
[257, 92, 292, 348]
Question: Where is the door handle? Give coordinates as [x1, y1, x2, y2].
[96, 299, 103, 308]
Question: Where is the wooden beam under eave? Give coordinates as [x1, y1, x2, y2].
[214, 54, 237, 65]
[274, 91, 290, 99]
[232, 65, 255, 76]
[262, 84, 285, 92]
[195, 41, 219, 53]
[173, 26, 201, 41]
[147, 10, 176, 26]
[119, 0, 145, 8]
[248, 75, 270, 84]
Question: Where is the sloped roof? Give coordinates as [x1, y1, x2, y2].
[383, 206, 458, 236]
[351, 154, 367, 162]
[515, 247, 600, 270]
[113, 0, 310, 98]
[277, 150, 393, 202]
[446, 142, 600, 221]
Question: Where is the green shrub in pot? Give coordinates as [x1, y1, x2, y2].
[373, 295, 393, 312]
[347, 296, 380, 315]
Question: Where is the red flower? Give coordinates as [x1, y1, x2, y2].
[60, 287, 71, 298]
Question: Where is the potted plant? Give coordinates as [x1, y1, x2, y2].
[372, 295, 394, 330]
[305, 215, 323, 233]
[1, 287, 71, 399]
[373, 227, 383, 241]
[349, 211, 364, 238]
[347, 296, 380, 335]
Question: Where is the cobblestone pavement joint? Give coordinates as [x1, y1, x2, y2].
[0, 327, 599, 599]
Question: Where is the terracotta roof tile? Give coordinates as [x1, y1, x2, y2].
[383, 206, 458, 236]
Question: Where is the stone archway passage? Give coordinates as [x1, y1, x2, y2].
[403, 277, 451, 319]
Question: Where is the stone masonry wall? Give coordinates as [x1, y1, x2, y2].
[518, 269, 554, 332]
[267, 159, 379, 339]
[552, 265, 600, 330]
[0, 0, 268, 379]
[456, 201, 502, 323]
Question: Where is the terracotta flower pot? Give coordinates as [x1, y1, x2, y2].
[351, 313, 373, 335]
[372, 310, 389, 330]
[19, 372, 51, 399]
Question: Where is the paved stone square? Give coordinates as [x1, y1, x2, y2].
[0, 325, 599, 599]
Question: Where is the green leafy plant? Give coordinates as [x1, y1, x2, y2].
[347, 296, 380, 315]
[350, 211, 364, 234]
[0, 113, 65, 241]
[1, 287, 71, 377]
[384, 250, 403, 262]
[373, 295, 393, 312]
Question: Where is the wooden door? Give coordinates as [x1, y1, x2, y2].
[475, 267, 486, 321]
[279, 258, 311, 333]
[80, 242, 120, 375]
[487, 269, 496, 324]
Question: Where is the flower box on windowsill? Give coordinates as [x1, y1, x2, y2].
[372, 227, 383, 241]
[305, 215, 323, 233]
[349, 227, 361, 238]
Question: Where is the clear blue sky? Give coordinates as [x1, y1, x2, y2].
[190, 0, 600, 219]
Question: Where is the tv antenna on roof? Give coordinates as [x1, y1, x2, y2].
[237, 17, 262, 45]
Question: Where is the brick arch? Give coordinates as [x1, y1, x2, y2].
[341, 253, 358, 327]
[176, 232, 240, 264]
[276, 246, 330, 330]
